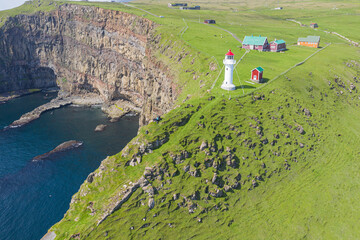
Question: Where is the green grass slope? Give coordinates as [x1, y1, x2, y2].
[51, 42, 360, 239]
[2, 0, 359, 239]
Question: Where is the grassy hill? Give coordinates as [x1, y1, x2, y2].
[2, 0, 360, 239]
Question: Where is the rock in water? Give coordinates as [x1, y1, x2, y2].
[33, 140, 83, 161]
[95, 124, 107, 132]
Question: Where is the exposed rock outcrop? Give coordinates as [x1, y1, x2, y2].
[32, 140, 83, 161]
[94, 124, 107, 132]
[7, 94, 103, 128]
[97, 175, 149, 225]
[0, 89, 42, 104]
[9, 97, 72, 128]
[0, 4, 178, 125]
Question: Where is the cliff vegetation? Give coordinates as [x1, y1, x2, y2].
[1, 0, 360, 239]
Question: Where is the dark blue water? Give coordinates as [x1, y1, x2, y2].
[0, 92, 139, 240]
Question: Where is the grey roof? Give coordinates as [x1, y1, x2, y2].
[297, 36, 320, 43]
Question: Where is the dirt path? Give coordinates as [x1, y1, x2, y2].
[286, 19, 359, 47]
[255, 43, 332, 92]
[205, 23, 242, 44]
[120, 2, 160, 18]
[187, 19, 242, 44]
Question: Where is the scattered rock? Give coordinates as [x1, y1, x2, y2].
[86, 172, 95, 183]
[183, 165, 190, 172]
[200, 141, 208, 151]
[252, 180, 258, 187]
[297, 125, 305, 134]
[211, 173, 218, 184]
[128, 156, 142, 166]
[209, 189, 224, 198]
[70, 233, 80, 240]
[95, 124, 107, 132]
[148, 198, 155, 209]
[32, 140, 83, 161]
[173, 193, 179, 200]
[303, 108, 311, 117]
[224, 185, 231, 192]
[190, 169, 201, 177]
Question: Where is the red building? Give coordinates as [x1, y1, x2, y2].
[242, 36, 269, 51]
[270, 39, 286, 52]
[251, 67, 264, 83]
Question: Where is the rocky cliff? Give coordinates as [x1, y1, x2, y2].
[0, 4, 176, 125]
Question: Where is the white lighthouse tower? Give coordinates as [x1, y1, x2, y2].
[221, 49, 236, 91]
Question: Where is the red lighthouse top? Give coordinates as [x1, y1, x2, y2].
[225, 49, 234, 56]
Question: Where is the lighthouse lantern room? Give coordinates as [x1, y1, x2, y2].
[221, 49, 236, 91]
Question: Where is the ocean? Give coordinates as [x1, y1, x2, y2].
[0, 92, 139, 240]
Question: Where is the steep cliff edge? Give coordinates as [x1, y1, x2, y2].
[0, 4, 176, 125]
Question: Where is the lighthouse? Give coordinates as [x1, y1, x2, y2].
[221, 49, 236, 91]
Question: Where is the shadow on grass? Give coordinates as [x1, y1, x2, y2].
[236, 85, 256, 90]
[260, 78, 270, 83]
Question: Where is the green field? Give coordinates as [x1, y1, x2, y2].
[2, 0, 360, 239]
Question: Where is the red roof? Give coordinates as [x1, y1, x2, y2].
[225, 49, 234, 56]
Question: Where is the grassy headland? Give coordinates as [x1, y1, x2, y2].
[1, 0, 360, 239]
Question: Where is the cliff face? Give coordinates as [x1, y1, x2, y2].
[0, 4, 176, 125]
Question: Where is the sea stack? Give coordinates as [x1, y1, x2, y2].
[32, 140, 83, 161]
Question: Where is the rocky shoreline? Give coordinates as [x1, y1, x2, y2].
[0, 89, 43, 104]
[5, 92, 142, 129]
[8, 97, 73, 129]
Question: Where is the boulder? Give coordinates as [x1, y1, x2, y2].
[297, 125, 305, 134]
[173, 193, 179, 200]
[87, 172, 95, 183]
[303, 108, 311, 117]
[95, 124, 107, 132]
[33, 140, 83, 161]
[209, 189, 224, 198]
[211, 173, 218, 184]
[200, 141, 208, 151]
[148, 198, 155, 209]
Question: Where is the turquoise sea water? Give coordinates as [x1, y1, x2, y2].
[0, 92, 139, 240]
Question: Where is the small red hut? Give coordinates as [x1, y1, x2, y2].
[251, 67, 264, 83]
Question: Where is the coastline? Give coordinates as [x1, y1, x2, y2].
[4, 91, 142, 129]
[0, 89, 43, 104]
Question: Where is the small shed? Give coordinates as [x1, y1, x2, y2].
[270, 39, 286, 52]
[204, 19, 216, 24]
[297, 36, 320, 48]
[251, 67, 264, 83]
[180, 6, 200, 10]
[310, 23, 318, 28]
[168, 3, 187, 7]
